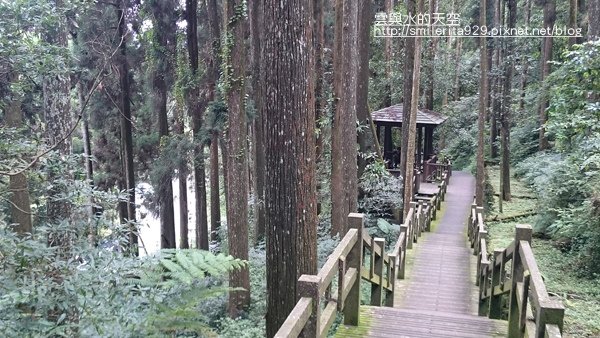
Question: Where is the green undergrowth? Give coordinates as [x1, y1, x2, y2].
[485, 167, 600, 337]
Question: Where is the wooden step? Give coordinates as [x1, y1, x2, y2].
[335, 306, 507, 338]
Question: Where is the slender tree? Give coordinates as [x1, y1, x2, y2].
[341, 1, 360, 220]
[249, 0, 265, 243]
[357, 1, 374, 178]
[402, 0, 423, 218]
[185, 0, 209, 250]
[400, 0, 416, 207]
[501, 0, 516, 202]
[5, 72, 32, 235]
[262, 0, 318, 335]
[224, 0, 250, 317]
[43, 0, 72, 226]
[150, 0, 177, 249]
[205, 0, 222, 243]
[116, 1, 137, 253]
[569, 0, 579, 46]
[519, 0, 533, 111]
[589, 0, 600, 40]
[424, 0, 438, 110]
[476, 0, 488, 206]
[383, 0, 393, 107]
[330, 0, 345, 236]
[538, 0, 556, 150]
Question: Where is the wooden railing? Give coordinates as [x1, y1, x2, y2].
[275, 168, 450, 338]
[468, 205, 565, 338]
[423, 160, 452, 184]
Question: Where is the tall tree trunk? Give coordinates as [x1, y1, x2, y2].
[476, 0, 488, 207]
[224, 0, 250, 317]
[314, 0, 325, 164]
[490, 0, 501, 159]
[341, 0, 360, 220]
[116, 2, 137, 253]
[383, 0, 393, 107]
[209, 132, 220, 241]
[501, 0, 516, 202]
[357, 1, 373, 179]
[249, 0, 265, 243]
[453, 38, 462, 101]
[402, 0, 423, 218]
[151, 0, 177, 249]
[400, 0, 417, 214]
[424, 0, 438, 110]
[263, 0, 317, 335]
[186, 0, 209, 250]
[44, 0, 72, 227]
[538, 0, 556, 151]
[330, 0, 345, 236]
[569, 0, 579, 46]
[5, 73, 32, 235]
[589, 0, 600, 40]
[77, 80, 98, 244]
[175, 107, 190, 249]
[519, 0, 532, 111]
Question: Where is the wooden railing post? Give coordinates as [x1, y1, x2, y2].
[489, 249, 505, 319]
[386, 254, 396, 307]
[535, 299, 565, 338]
[478, 260, 490, 316]
[508, 224, 533, 338]
[371, 238, 385, 306]
[297, 275, 320, 337]
[344, 213, 364, 326]
[398, 225, 408, 279]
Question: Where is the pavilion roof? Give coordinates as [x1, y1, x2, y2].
[372, 104, 447, 126]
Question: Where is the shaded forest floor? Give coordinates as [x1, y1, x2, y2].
[486, 166, 600, 337]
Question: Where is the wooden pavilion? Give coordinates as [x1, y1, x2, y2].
[372, 103, 448, 184]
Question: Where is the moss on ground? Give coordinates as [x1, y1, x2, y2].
[486, 167, 600, 337]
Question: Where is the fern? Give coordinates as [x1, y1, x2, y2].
[136, 250, 247, 336]
[158, 249, 246, 287]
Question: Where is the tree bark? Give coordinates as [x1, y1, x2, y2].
[249, 0, 265, 243]
[589, 0, 600, 40]
[400, 0, 416, 200]
[357, 1, 373, 179]
[314, 0, 325, 164]
[224, 0, 250, 318]
[209, 132, 220, 242]
[330, 0, 345, 236]
[151, 0, 177, 249]
[538, 0, 555, 151]
[43, 0, 72, 227]
[383, 0, 393, 107]
[501, 0, 516, 202]
[175, 107, 189, 249]
[263, 0, 318, 335]
[116, 2, 137, 253]
[424, 0, 438, 110]
[453, 38, 462, 101]
[519, 0, 532, 111]
[569, 0, 579, 46]
[341, 1, 360, 217]
[5, 73, 32, 235]
[402, 0, 423, 218]
[186, 0, 209, 250]
[476, 0, 488, 207]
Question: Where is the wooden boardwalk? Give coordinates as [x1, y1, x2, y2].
[336, 172, 507, 337]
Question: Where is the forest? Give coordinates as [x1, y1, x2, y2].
[1, 0, 599, 337]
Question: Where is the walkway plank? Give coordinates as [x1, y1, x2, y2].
[335, 172, 507, 337]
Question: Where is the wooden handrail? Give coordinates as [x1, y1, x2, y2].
[468, 205, 565, 338]
[275, 167, 451, 337]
